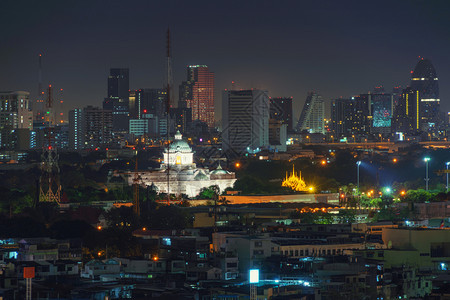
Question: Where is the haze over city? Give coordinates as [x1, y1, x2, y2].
[2, 0, 450, 119]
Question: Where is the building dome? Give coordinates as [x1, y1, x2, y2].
[210, 164, 228, 175]
[165, 131, 192, 153]
[194, 170, 209, 181]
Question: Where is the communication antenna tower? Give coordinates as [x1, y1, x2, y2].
[36, 54, 45, 121]
[39, 84, 61, 204]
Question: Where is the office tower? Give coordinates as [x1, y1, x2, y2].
[179, 65, 215, 128]
[331, 98, 353, 138]
[392, 87, 420, 133]
[331, 95, 372, 138]
[69, 106, 112, 150]
[222, 90, 269, 155]
[410, 58, 440, 130]
[370, 93, 393, 134]
[351, 94, 371, 135]
[108, 68, 129, 100]
[296, 92, 325, 134]
[103, 68, 129, 132]
[0, 91, 33, 150]
[130, 89, 167, 120]
[270, 97, 293, 132]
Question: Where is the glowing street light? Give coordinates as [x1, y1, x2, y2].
[424, 157, 431, 191]
[356, 161, 361, 191]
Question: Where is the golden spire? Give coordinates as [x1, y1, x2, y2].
[282, 164, 308, 191]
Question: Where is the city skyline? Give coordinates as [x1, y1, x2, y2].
[2, 1, 450, 121]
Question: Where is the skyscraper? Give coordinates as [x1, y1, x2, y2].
[270, 97, 293, 132]
[222, 90, 269, 156]
[392, 87, 420, 133]
[108, 68, 129, 100]
[410, 58, 440, 130]
[179, 65, 215, 128]
[130, 88, 167, 120]
[103, 68, 130, 133]
[351, 94, 371, 135]
[296, 92, 325, 134]
[331, 98, 353, 138]
[370, 93, 393, 134]
[69, 106, 113, 150]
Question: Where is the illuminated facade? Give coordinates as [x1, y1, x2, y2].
[296, 92, 325, 134]
[370, 93, 393, 134]
[179, 65, 215, 128]
[410, 58, 440, 131]
[282, 165, 308, 192]
[129, 131, 236, 197]
[392, 87, 420, 133]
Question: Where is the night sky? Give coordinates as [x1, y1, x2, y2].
[2, 0, 450, 121]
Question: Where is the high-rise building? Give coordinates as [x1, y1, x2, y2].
[296, 92, 325, 134]
[0, 91, 33, 150]
[331, 98, 353, 138]
[69, 108, 84, 150]
[392, 87, 420, 133]
[0, 91, 33, 130]
[108, 68, 129, 100]
[270, 97, 293, 132]
[69, 106, 112, 150]
[129, 88, 167, 120]
[370, 93, 393, 134]
[331, 95, 372, 138]
[351, 94, 371, 135]
[103, 68, 130, 133]
[179, 65, 215, 128]
[222, 90, 269, 155]
[410, 58, 440, 130]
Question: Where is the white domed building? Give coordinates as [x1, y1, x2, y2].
[129, 131, 236, 198]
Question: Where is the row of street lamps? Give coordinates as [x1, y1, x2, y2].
[356, 158, 450, 193]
